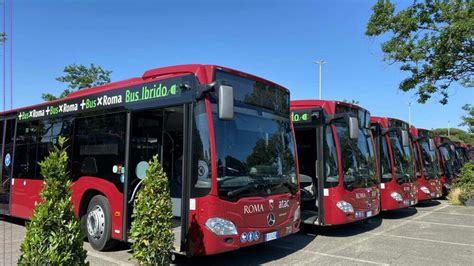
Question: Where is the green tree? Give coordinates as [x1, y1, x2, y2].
[18, 137, 88, 265]
[366, 0, 473, 104]
[42, 64, 112, 101]
[459, 104, 474, 132]
[431, 128, 474, 146]
[130, 155, 174, 265]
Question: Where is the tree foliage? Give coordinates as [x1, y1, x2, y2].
[42, 64, 112, 101]
[0, 32, 6, 43]
[18, 137, 88, 265]
[130, 155, 174, 265]
[366, 0, 473, 104]
[431, 127, 474, 146]
[451, 163, 474, 204]
[459, 104, 474, 132]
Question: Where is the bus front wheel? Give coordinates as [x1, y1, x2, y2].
[83, 195, 116, 251]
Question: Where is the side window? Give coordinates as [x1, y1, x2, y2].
[380, 136, 392, 182]
[191, 102, 211, 197]
[324, 125, 339, 187]
[14, 121, 39, 179]
[72, 113, 126, 192]
[37, 118, 73, 177]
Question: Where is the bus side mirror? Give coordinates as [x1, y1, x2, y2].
[349, 117, 359, 139]
[401, 130, 409, 147]
[218, 85, 234, 120]
[429, 139, 435, 151]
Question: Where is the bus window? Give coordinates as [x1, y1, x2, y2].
[14, 121, 39, 179]
[380, 137, 392, 182]
[72, 113, 127, 192]
[191, 101, 211, 198]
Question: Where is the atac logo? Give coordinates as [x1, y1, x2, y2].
[244, 204, 265, 214]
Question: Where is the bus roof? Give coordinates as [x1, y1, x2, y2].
[290, 99, 369, 115]
[0, 64, 288, 116]
[371, 116, 410, 129]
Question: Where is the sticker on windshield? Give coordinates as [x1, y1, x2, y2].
[4, 153, 11, 167]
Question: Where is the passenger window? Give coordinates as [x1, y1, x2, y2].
[14, 121, 39, 179]
[72, 113, 126, 192]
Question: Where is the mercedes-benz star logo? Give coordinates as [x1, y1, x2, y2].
[267, 213, 275, 226]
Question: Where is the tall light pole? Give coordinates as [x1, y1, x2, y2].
[314, 60, 326, 100]
[408, 102, 412, 128]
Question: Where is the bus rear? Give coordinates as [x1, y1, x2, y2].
[291, 100, 379, 226]
[410, 128, 442, 201]
[371, 117, 417, 210]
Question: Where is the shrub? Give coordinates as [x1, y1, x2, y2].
[18, 137, 88, 265]
[447, 187, 463, 206]
[130, 155, 174, 265]
[452, 163, 474, 205]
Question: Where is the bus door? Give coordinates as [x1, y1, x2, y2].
[0, 118, 15, 215]
[127, 105, 188, 252]
[293, 109, 325, 225]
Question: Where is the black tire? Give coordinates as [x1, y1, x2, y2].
[83, 195, 117, 251]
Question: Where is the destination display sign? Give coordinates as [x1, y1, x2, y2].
[291, 111, 311, 123]
[17, 74, 195, 121]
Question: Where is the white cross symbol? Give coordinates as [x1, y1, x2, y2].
[29, 111, 33, 117]
[97, 96, 103, 106]
[46, 107, 50, 115]
[80, 100, 86, 110]
[19, 113, 23, 120]
[59, 104, 63, 112]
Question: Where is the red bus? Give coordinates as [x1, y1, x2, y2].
[291, 100, 380, 226]
[410, 128, 442, 201]
[0, 64, 301, 256]
[435, 136, 461, 195]
[370, 117, 417, 210]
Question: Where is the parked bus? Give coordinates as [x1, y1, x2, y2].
[435, 136, 459, 195]
[370, 117, 417, 209]
[454, 142, 470, 165]
[291, 100, 380, 226]
[410, 128, 442, 201]
[0, 64, 301, 256]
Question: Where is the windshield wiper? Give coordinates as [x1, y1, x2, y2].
[227, 178, 271, 198]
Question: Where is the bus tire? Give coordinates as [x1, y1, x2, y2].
[84, 195, 116, 251]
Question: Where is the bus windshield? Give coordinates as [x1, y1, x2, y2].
[335, 123, 377, 190]
[213, 106, 297, 200]
[420, 140, 438, 179]
[388, 131, 415, 184]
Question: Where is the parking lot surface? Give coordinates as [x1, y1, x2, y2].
[1, 199, 473, 265]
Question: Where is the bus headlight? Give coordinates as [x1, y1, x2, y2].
[336, 201, 354, 214]
[205, 217, 238, 236]
[390, 192, 403, 202]
[420, 186, 430, 194]
[293, 205, 300, 222]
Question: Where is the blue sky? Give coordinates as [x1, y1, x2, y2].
[2, 0, 473, 130]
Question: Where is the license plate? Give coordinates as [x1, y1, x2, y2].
[366, 211, 373, 217]
[265, 231, 279, 242]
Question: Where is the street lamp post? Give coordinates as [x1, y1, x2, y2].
[314, 60, 326, 100]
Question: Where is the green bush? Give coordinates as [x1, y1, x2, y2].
[18, 137, 88, 265]
[452, 163, 474, 205]
[130, 155, 174, 265]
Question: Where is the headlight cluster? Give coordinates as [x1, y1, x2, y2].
[336, 201, 354, 214]
[420, 186, 430, 194]
[390, 192, 403, 202]
[205, 217, 238, 236]
[293, 205, 301, 222]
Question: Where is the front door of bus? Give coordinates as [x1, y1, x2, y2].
[0, 119, 15, 215]
[128, 106, 185, 251]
